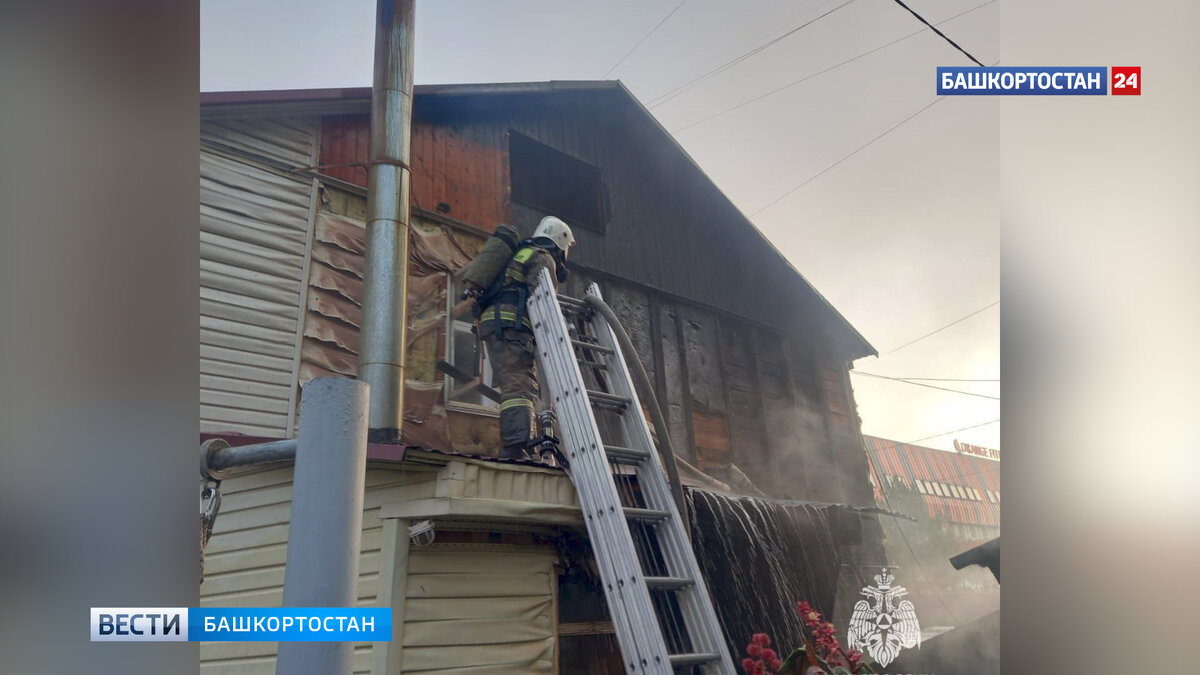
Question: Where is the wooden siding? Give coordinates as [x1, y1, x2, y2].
[200, 117, 318, 437]
[320, 114, 509, 233]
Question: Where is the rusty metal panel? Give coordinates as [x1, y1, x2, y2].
[200, 117, 317, 437]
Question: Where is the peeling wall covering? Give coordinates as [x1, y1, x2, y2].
[297, 188, 477, 452]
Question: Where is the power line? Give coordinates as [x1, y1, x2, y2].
[890, 0, 986, 67]
[883, 300, 999, 355]
[603, 0, 690, 78]
[645, 0, 859, 109]
[671, 0, 996, 134]
[907, 418, 999, 445]
[891, 376, 999, 383]
[750, 95, 946, 217]
[851, 371, 999, 400]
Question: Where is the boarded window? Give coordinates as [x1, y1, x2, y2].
[509, 131, 606, 232]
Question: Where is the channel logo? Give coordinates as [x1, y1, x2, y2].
[937, 67, 1141, 96]
[90, 607, 392, 642]
[91, 608, 188, 642]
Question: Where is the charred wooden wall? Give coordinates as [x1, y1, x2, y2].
[315, 90, 876, 507]
[319, 90, 864, 360]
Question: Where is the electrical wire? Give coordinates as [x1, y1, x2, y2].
[885, 376, 999, 383]
[890, 0, 986, 67]
[670, 0, 996, 134]
[883, 300, 999, 355]
[906, 418, 999, 444]
[603, 0, 690, 78]
[851, 371, 999, 400]
[645, 0, 859, 109]
[750, 95, 946, 216]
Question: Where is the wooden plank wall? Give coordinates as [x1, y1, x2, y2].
[316, 91, 861, 357]
[314, 95, 875, 504]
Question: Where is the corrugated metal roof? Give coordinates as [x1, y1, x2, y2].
[863, 434, 1000, 528]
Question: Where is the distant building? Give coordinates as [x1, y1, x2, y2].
[863, 435, 1000, 542]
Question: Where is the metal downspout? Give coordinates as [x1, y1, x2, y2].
[358, 0, 415, 443]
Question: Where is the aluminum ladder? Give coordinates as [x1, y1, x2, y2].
[526, 269, 735, 674]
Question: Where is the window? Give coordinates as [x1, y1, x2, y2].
[941, 483, 953, 498]
[971, 488, 983, 501]
[931, 483, 944, 497]
[950, 485, 963, 499]
[509, 131, 606, 232]
[916, 480, 927, 495]
[443, 274, 499, 412]
[986, 489, 997, 503]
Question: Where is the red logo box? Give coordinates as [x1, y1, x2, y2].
[1111, 67, 1141, 95]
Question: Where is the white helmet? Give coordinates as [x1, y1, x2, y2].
[532, 216, 575, 253]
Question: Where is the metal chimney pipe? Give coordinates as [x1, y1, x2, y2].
[358, 0, 415, 443]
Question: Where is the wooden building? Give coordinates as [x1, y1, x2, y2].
[199, 81, 884, 674]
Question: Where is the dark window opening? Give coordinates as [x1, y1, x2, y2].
[509, 131, 606, 232]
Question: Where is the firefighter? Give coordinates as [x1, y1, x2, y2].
[460, 216, 575, 459]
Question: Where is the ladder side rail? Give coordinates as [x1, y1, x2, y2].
[585, 282, 737, 674]
[527, 272, 673, 673]
[529, 282, 655, 673]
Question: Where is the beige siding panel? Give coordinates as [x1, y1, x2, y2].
[201, 297, 297, 334]
[200, 359, 292, 389]
[200, 374, 291, 401]
[203, 118, 315, 166]
[201, 315, 293, 346]
[401, 549, 555, 674]
[201, 328, 298, 363]
[200, 116, 316, 437]
[202, 232, 306, 278]
[202, 205, 308, 256]
[200, 468, 440, 675]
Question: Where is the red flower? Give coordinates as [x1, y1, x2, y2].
[747, 643, 762, 657]
[742, 657, 757, 672]
[753, 633, 772, 647]
[770, 659, 783, 671]
[762, 648, 777, 661]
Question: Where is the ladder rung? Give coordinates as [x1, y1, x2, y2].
[557, 293, 587, 307]
[577, 359, 608, 370]
[586, 389, 630, 406]
[645, 576, 694, 590]
[669, 653, 721, 668]
[604, 445, 649, 464]
[623, 507, 670, 522]
[571, 339, 614, 355]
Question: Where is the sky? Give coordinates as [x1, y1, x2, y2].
[201, 0, 1000, 453]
